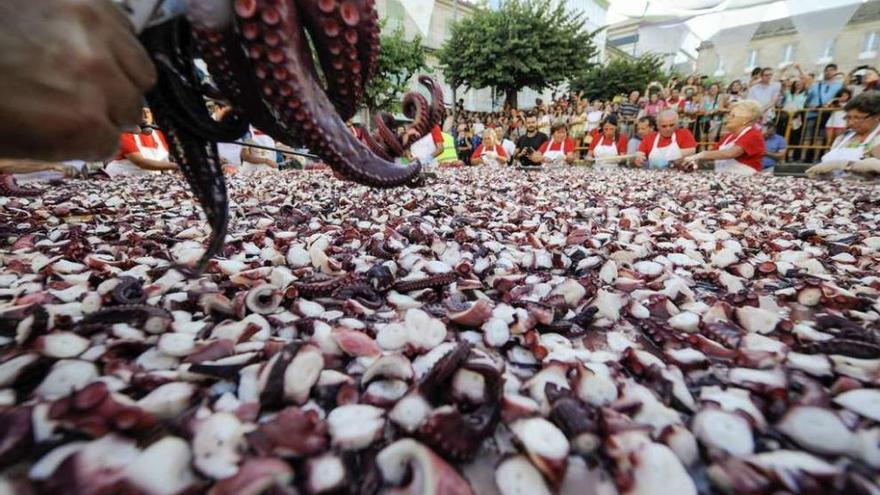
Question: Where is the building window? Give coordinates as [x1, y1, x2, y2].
[714, 56, 725, 76]
[863, 31, 879, 53]
[780, 43, 796, 65]
[745, 48, 759, 71]
[823, 39, 836, 59]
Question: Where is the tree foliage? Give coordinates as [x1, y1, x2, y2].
[437, 0, 598, 107]
[363, 22, 428, 113]
[569, 54, 666, 101]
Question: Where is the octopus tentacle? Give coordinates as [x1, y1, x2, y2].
[393, 273, 458, 293]
[141, 20, 238, 273]
[294, 274, 358, 298]
[112, 277, 147, 305]
[0, 174, 40, 197]
[297, 0, 379, 121]
[75, 305, 173, 334]
[195, 0, 424, 187]
[799, 339, 880, 359]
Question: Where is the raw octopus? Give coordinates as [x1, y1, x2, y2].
[0, 167, 879, 494]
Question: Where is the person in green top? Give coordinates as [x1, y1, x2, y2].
[437, 132, 462, 167]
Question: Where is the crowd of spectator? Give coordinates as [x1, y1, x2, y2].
[3, 62, 878, 186]
[447, 63, 880, 168]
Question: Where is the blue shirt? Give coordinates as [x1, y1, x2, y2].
[762, 134, 786, 169]
[806, 81, 843, 108]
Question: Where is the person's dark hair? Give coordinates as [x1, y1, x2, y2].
[751, 67, 762, 78]
[844, 91, 880, 115]
[825, 63, 838, 72]
[637, 116, 657, 132]
[727, 79, 742, 94]
[835, 87, 853, 102]
[601, 114, 620, 143]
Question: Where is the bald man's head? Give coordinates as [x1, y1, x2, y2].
[657, 110, 679, 138]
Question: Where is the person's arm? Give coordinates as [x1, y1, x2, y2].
[676, 130, 698, 159]
[241, 147, 278, 167]
[635, 136, 651, 167]
[688, 146, 744, 162]
[0, 0, 157, 162]
[125, 153, 177, 171]
[470, 144, 484, 166]
[532, 141, 548, 164]
[0, 159, 79, 176]
[765, 141, 786, 162]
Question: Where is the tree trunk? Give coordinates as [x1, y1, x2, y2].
[504, 89, 518, 111]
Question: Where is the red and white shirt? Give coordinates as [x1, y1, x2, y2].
[471, 143, 508, 163]
[638, 129, 697, 156]
[589, 134, 628, 155]
[714, 126, 766, 173]
[538, 138, 576, 155]
[114, 131, 170, 160]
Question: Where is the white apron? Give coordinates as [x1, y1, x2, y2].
[647, 132, 682, 169]
[714, 126, 757, 175]
[543, 140, 568, 166]
[240, 131, 277, 175]
[106, 133, 168, 178]
[821, 123, 880, 163]
[479, 145, 505, 167]
[593, 135, 620, 168]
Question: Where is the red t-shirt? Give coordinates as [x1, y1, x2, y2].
[471, 144, 508, 161]
[714, 127, 766, 172]
[115, 131, 170, 160]
[638, 129, 697, 156]
[589, 134, 628, 154]
[538, 138, 576, 154]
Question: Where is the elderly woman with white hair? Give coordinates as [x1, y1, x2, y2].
[684, 99, 766, 174]
[470, 129, 508, 166]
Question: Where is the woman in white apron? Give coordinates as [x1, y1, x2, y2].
[589, 115, 625, 168]
[470, 129, 508, 166]
[685, 100, 765, 175]
[806, 91, 880, 178]
[239, 127, 279, 175]
[105, 129, 176, 178]
[536, 123, 575, 167]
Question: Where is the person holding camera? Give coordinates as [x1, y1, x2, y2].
[514, 115, 548, 167]
[849, 66, 880, 97]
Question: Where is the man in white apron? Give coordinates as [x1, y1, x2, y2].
[806, 92, 880, 178]
[634, 110, 696, 169]
[239, 126, 279, 175]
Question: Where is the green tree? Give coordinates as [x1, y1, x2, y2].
[569, 54, 667, 101]
[363, 22, 428, 113]
[438, 0, 598, 108]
